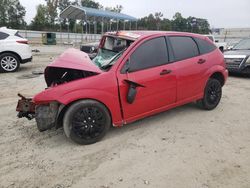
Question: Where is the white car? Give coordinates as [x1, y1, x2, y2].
[0, 27, 32, 72]
[205, 35, 227, 52]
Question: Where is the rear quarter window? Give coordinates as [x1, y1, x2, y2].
[169, 36, 199, 61]
[15, 32, 23, 38]
[0, 32, 9, 40]
[194, 37, 217, 54]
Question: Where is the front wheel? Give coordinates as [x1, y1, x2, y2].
[63, 100, 111, 145]
[197, 78, 222, 110]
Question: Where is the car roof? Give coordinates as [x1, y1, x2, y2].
[105, 30, 206, 41]
[0, 27, 18, 35]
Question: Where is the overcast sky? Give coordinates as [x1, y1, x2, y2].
[19, 0, 250, 28]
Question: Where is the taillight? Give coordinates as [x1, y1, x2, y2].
[16, 40, 28, 44]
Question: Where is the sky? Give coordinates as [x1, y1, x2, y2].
[19, 0, 250, 28]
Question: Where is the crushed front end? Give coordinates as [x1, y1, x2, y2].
[16, 93, 60, 132]
[16, 48, 102, 132]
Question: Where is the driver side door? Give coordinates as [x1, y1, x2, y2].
[117, 37, 177, 123]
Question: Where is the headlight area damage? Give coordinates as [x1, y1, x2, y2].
[16, 48, 102, 132]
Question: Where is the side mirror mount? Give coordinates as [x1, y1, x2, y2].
[124, 80, 145, 104]
[127, 84, 137, 104]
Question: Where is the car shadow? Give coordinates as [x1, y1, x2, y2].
[105, 102, 202, 140]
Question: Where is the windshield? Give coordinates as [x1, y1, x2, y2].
[92, 36, 133, 70]
[233, 38, 250, 50]
[93, 48, 121, 69]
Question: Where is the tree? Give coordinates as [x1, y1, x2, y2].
[171, 12, 188, 31]
[58, 0, 75, 32]
[58, 0, 71, 12]
[30, 5, 49, 31]
[0, 0, 9, 26]
[137, 13, 158, 30]
[161, 18, 172, 31]
[105, 5, 123, 13]
[0, 0, 26, 29]
[80, 0, 102, 9]
[155, 12, 163, 30]
[45, 0, 59, 26]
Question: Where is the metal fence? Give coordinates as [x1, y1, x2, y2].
[19, 30, 102, 44]
[213, 28, 250, 42]
[19, 28, 250, 45]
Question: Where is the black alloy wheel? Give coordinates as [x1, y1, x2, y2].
[63, 100, 111, 145]
[197, 78, 222, 110]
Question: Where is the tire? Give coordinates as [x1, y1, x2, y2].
[0, 53, 20, 73]
[63, 100, 111, 145]
[197, 78, 222, 110]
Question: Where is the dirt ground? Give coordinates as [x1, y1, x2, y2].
[0, 45, 250, 188]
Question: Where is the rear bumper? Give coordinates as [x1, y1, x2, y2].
[21, 57, 32, 64]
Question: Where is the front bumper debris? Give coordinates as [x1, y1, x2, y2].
[35, 102, 59, 132]
[16, 93, 35, 120]
[16, 93, 60, 132]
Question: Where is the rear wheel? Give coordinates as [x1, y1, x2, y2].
[197, 78, 222, 110]
[63, 100, 111, 145]
[0, 53, 20, 73]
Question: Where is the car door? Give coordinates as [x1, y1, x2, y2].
[117, 37, 177, 123]
[167, 36, 208, 102]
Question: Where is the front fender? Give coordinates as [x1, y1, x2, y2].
[57, 89, 123, 125]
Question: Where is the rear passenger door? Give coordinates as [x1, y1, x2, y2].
[168, 36, 208, 101]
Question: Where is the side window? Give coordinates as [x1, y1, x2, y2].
[129, 37, 168, 72]
[169, 36, 199, 61]
[194, 37, 217, 54]
[0, 32, 9, 40]
[15, 31, 23, 38]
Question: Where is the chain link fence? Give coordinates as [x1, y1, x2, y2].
[19, 30, 102, 45]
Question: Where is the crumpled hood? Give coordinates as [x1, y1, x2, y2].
[47, 48, 102, 73]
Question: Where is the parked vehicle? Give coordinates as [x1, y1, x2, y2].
[80, 42, 99, 59]
[16, 31, 228, 145]
[0, 27, 32, 73]
[205, 35, 227, 52]
[224, 38, 250, 75]
[225, 40, 239, 51]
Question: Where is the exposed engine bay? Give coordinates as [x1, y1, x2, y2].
[44, 67, 98, 87]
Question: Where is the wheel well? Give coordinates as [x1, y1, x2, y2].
[0, 51, 22, 63]
[210, 72, 225, 86]
[55, 99, 113, 129]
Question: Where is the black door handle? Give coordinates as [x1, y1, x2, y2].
[160, 69, 172, 75]
[197, 59, 206, 64]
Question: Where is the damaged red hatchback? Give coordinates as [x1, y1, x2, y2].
[17, 31, 228, 144]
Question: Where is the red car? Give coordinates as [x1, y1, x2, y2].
[17, 31, 228, 145]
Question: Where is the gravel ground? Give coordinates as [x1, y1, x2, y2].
[0, 45, 250, 188]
